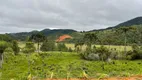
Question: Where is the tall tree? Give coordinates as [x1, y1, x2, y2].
[75, 39, 84, 51]
[0, 41, 9, 68]
[83, 33, 98, 48]
[29, 33, 45, 54]
[11, 40, 20, 55]
[23, 42, 36, 54]
[40, 40, 56, 51]
[118, 26, 136, 55]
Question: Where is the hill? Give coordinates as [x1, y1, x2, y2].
[115, 17, 142, 28]
[89, 17, 142, 45]
[7, 16, 142, 44]
[9, 29, 81, 41]
[90, 17, 142, 31]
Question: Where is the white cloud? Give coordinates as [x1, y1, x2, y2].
[0, 0, 142, 33]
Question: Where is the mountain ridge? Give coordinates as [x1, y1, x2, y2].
[9, 29, 78, 41]
[8, 16, 142, 41]
[90, 16, 142, 31]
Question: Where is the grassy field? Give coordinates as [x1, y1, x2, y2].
[18, 42, 132, 51]
[0, 51, 142, 80]
[65, 43, 132, 51]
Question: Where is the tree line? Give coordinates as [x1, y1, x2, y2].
[75, 26, 142, 61]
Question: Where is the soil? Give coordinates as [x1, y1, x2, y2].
[56, 34, 72, 42]
[43, 75, 142, 80]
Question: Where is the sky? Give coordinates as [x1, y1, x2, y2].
[0, 0, 142, 33]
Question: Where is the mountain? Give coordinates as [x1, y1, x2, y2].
[8, 16, 142, 43]
[115, 17, 142, 28]
[40, 29, 77, 36]
[90, 16, 142, 32]
[89, 16, 142, 45]
[9, 29, 79, 41]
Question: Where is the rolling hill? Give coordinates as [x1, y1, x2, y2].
[91, 16, 142, 31]
[9, 29, 81, 41]
[115, 17, 142, 28]
[6, 16, 142, 44]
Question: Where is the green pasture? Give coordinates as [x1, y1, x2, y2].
[65, 43, 132, 51]
[18, 42, 132, 51]
[0, 52, 142, 79]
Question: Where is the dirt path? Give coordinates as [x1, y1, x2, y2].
[43, 76, 142, 80]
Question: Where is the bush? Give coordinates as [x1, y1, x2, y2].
[96, 46, 111, 61]
[57, 43, 68, 52]
[4, 47, 14, 54]
[81, 45, 111, 61]
[87, 53, 100, 60]
[4, 47, 14, 60]
[68, 47, 73, 52]
[40, 40, 56, 51]
[11, 40, 20, 55]
[109, 48, 121, 60]
[0, 41, 10, 53]
[22, 42, 36, 54]
[125, 44, 142, 60]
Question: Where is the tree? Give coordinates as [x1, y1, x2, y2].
[40, 40, 56, 51]
[96, 46, 111, 61]
[118, 26, 136, 55]
[23, 42, 36, 54]
[29, 33, 45, 54]
[83, 33, 98, 48]
[75, 39, 84, 51]
[11, 40, 20, 55]
[68, 47, 73, 52]
[57, 43, 68, 52]
[0, 41, 10, 68]
[136, 25, 142, 45]
[0, 34, 13, 42]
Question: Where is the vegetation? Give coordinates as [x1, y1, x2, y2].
[0, 41, 11, 68]
[57, 43, 68, 52]
[11, 40, 20, 55]
[1, 17, 142, 79]
[126, 44, 142, 60]
[40, 40, 56, 51]
[1, 52, 142, 79]
[9, 29, 78, 41]
[29, 32, 45, 54]
[0, 34, 13, 42]
[22, 42, 36, 54]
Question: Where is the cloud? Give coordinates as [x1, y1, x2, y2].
[0, 0, 142, 33]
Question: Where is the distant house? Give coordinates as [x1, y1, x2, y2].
[56, 34, 72, 42]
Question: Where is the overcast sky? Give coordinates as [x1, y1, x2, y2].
[0, 0, 142, 33]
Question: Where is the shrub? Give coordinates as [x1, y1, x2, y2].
[22, 42, 36, 54]
[4, 47, 14, 60]
[81, 45, 111, 61]
[0, 41, 11, 68]
[4, 47, 14, 54]
[109, 48, 121, 60]
[11, 40, 20, 55]
[87, 53, 100, 60]
[96, 46, 111, 61]
[126, 44, 142, 60]
[0, 41, 10, 53]
[68, 47, 73, 52]
[40, 40, 56, 51]
[57, 43, 68, 52]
